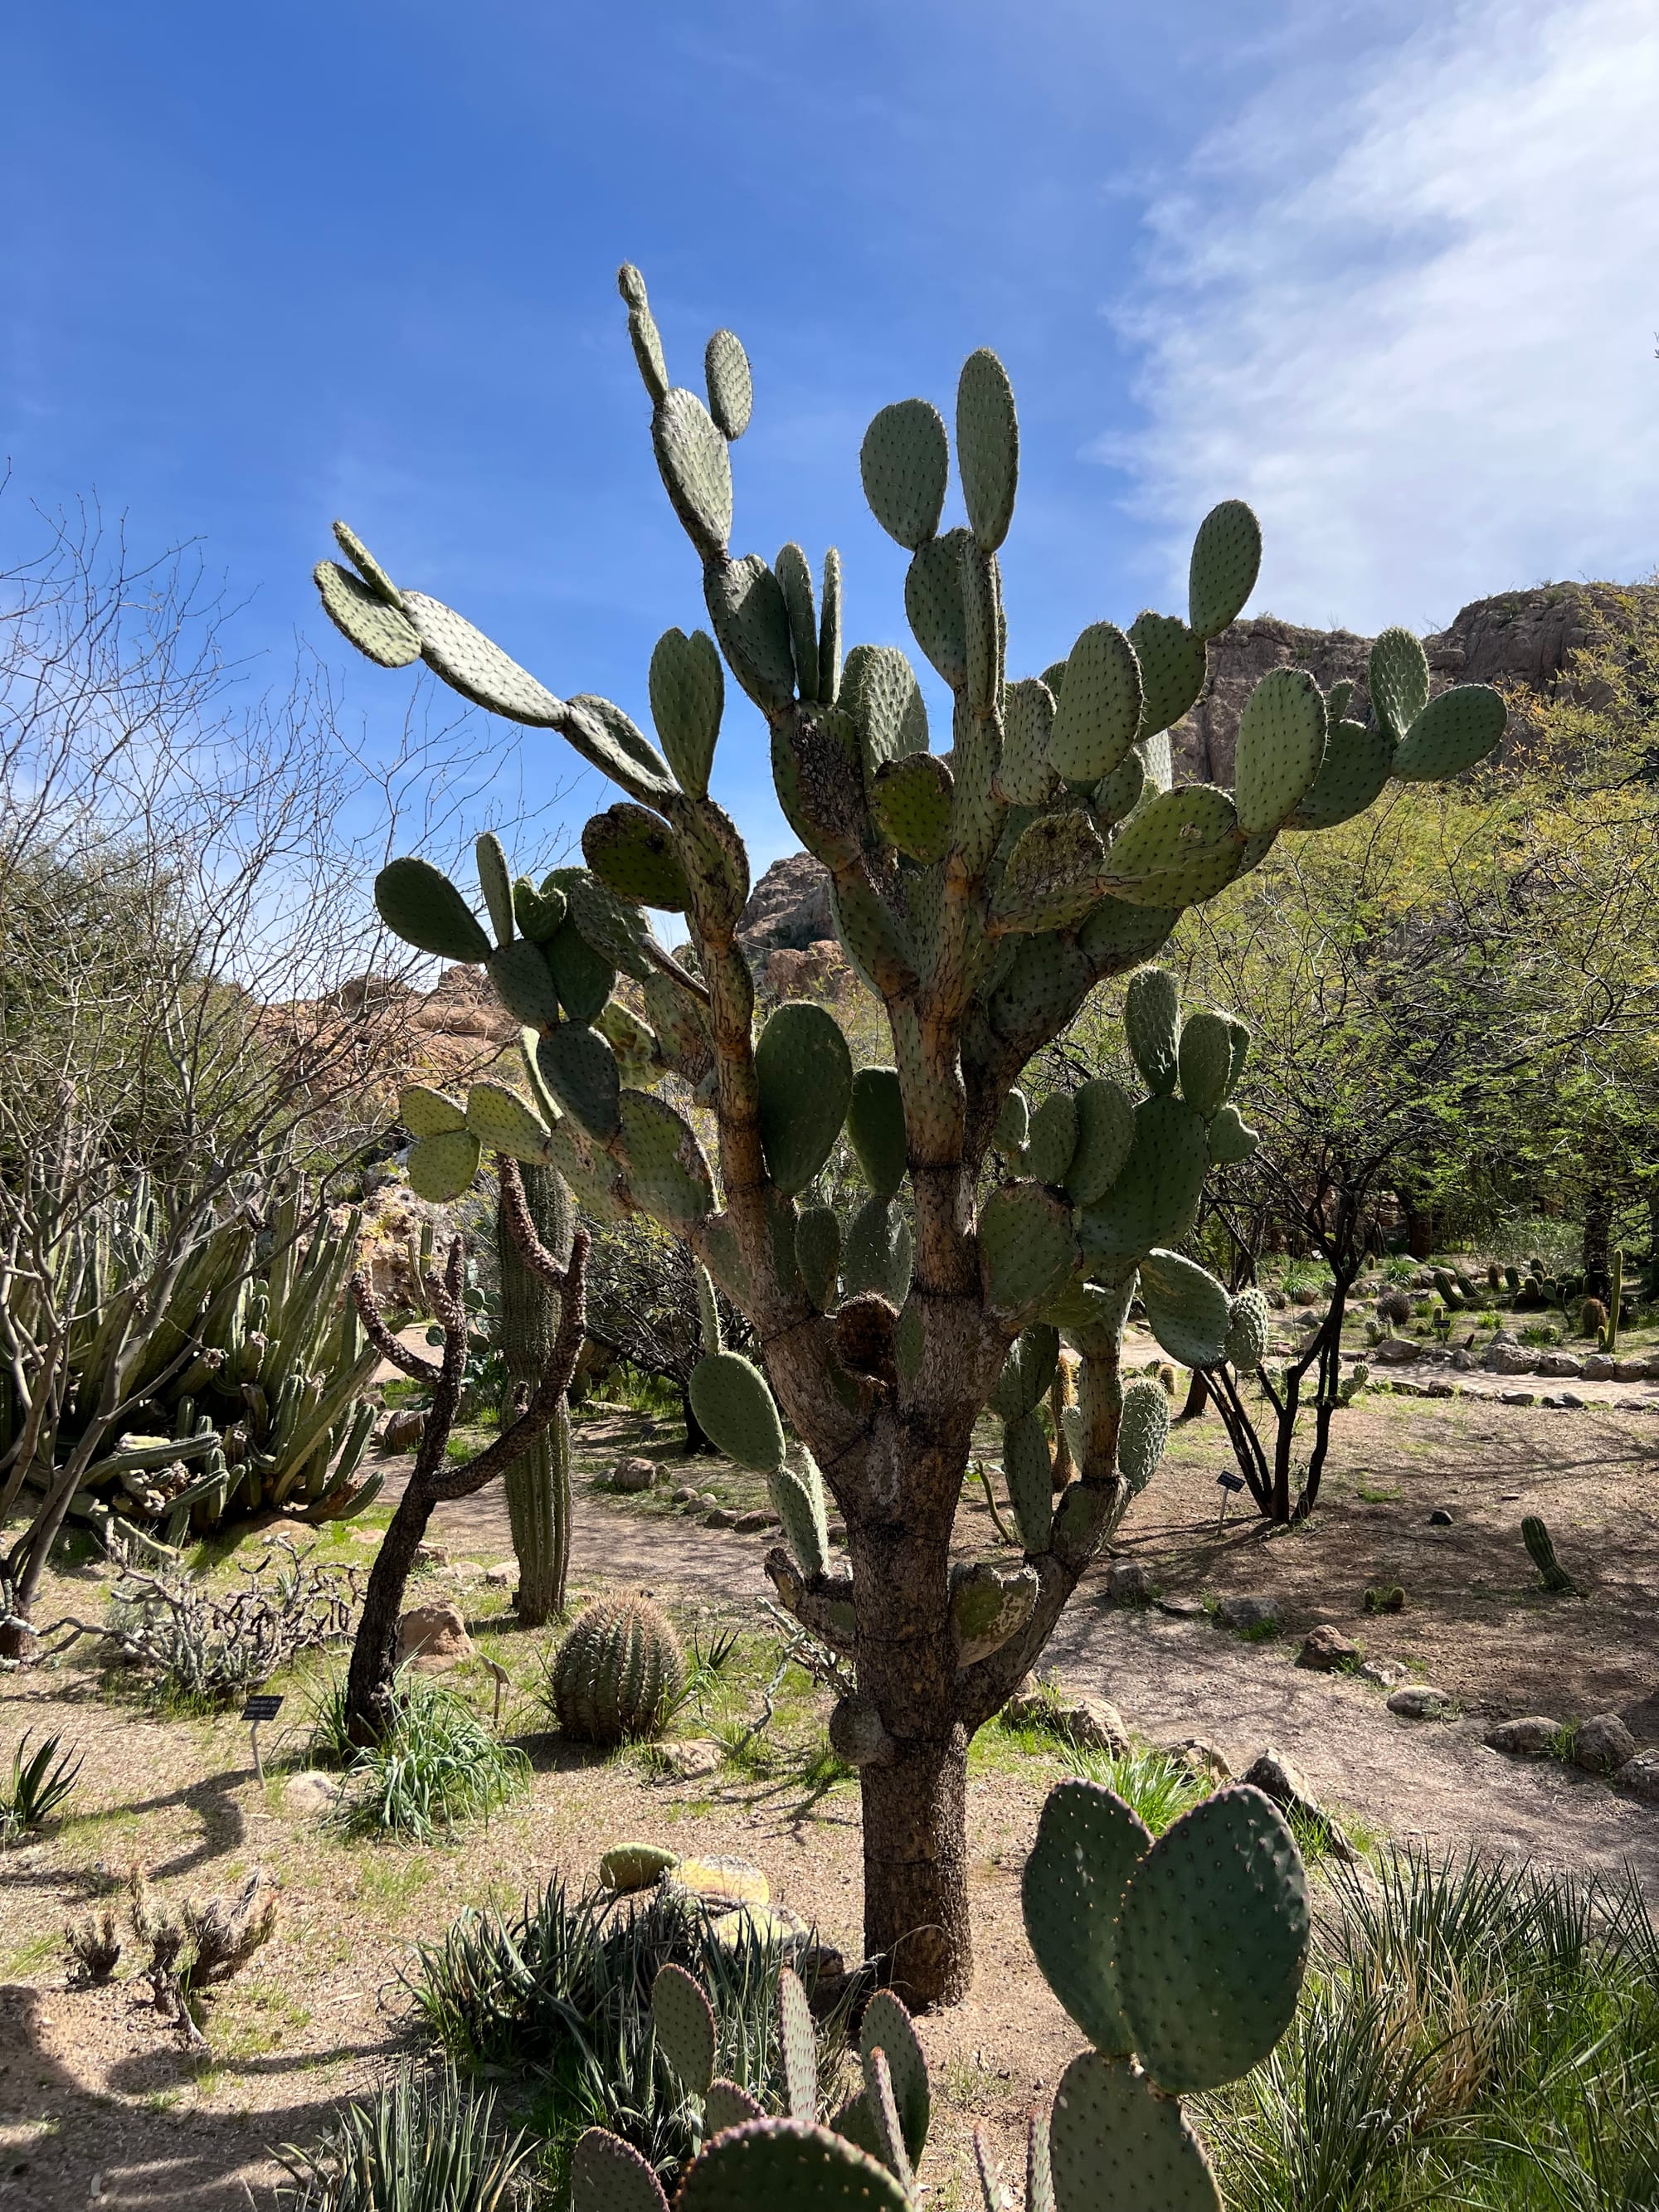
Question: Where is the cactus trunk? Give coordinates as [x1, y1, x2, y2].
[499, 1164, 572, 1624]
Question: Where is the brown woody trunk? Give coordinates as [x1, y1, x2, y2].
[858, 1728, 973, 2007]
[344, 1481, 439, 1743]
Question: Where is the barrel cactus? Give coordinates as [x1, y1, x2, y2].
[552, 1597, 686, 1743]
[314, 264, 1505, 2005]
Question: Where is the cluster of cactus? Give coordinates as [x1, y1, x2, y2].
[1522, 1514, 1578, 1596]
[551, 1596, 687, 1744]
[314, 262, 1502, 1999]
[570, 1772, 1308, 2211]
[0, 1183, 381, 1546]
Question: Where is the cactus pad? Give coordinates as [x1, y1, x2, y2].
[1233, 667, 1327, 834]
[990, 1325, 1061, 1421]
[465, 1082, 552, 1164]
[552, 1597, 687, 1745]
[1104, 785, 1241, 907]
[951, 1558, 1039, 1663]
[755, 1003, 854, 1195]
[690, 1353, 786, 1473]
[847, 1067, 907, 1199]
[1049, 624, 1142, 785]
[1117, 1378, 1170, 1494]
[705, 328, 753, 440]
[599, 1843, 679, 1893]
[401, 592, 565, 724]
[706, 553, 797, 712]
[582, 805, 690, 910]
[859, 1991, 929, 2162]
[572, 2126, 672, 2212]
[649, 626, 724, 800]
[679, 2121, 912, 2212]
[992, 810, 1108, 934]
[1224, 1288, 1270, 1371]
[1128, 610, 1206, 740]
[544, 916, 615, 1023]
[1004, 1411, 1055, 1552]
[652, 387, 732, 560]
[957, 348, 1019, 552]
[315, 562, 421, 668]
[778, 1965, 818, 2122]
[653, 1962, 718, 2095]
[980, 1184, 1078, 1315]
[794, 1205, 843, 1309]
[706, 2080, 766, 2136]
[566, 872, 662, 984]
[1176, 1011, 1236, 1116]
[513, 874, 567, 942]
[1094, 746, 1146, 828]
[843, 643, 929, 775]
[1391, 683, 1506, 780]
[408, 1129, 482, 1202]
[488, 938, 562, 1028]
[1208, 1102, 1259, 1164]
[1123, 969, 1181, 1096]
[1117, 1785, 1310, 2093]
[332, 518, 402, 605]
[473, 829, 514, 944]
[619, 1090, 713, 1226]
[1025, 1093, 1079, 1187]
[776, 542, 820, 705]
[1288, 717, 1393, 829]
[771, 1457, 830, 1581]
[904, 528, 971, 688]
[861, 398, 949, 550]
[1368, 625, 1430, 741]
[1048, 2052, 1221, 2212]
[873, 752, 953, 863]
[1138, 1250, 1230, 1369]
[1188, 498, 1262, 640]
[399, 1084, 465, 1138]
[1022, 1777, 1152, 2055]
[994, 676, 1058, 805]
[841, 1195, 911, 1304]
[375, 857, 493, 964]
[1078, 1097, 1208, 1266]
[1066, 1078, 1136, 1205]
[536, 1023, 621, 1140]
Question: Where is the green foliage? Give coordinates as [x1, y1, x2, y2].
[0, 1730, 82, 1842]
[333, 1677, 528, 1841]
[276, 2064, 532, 2212]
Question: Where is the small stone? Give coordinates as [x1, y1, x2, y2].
[611, 1456, 658, 1493]
[671, 1485, 700, 1504]
[1297, 1624, 1360, 1671]
[1574, 1713, 1637, 1775]
[1451, 1349, 1475, 1371]
[702, 1505, 737, 1529]
[412, 1542, 447, 1569]
[1104, 1560, 1151, 1606]
[484, 1563, 513, 1586]
[1215, 1595, 1279, 1633]
[1165, 1738, 1232, 1782]
[1538, 1393, 1564, 1409]
[1616, 1750, 1659, 1801]
[734, 1509, 781, 1534]
[1357, 1658, 1407, 1688]
[1500, 1392, 1537, 1407]
[654, 1738, 723, 1781]
[1053, 1695, 1131, 1756]
[1581, 1354, 1617, 1381]
[1243, 1748, 1360, 1862]
[379, 1407, 426, 1453]
[395, 1601, 473, 1670]
[1485, 1715, 1562, 1757]
[796, 1941, 850, 2014]
[1387, 1685, 1451, 1719]
[828, 1519, 849, 1544]
[1428, 1509, 1454, 1526]
[1424, 1381, 1455, 1398]
[283, 1770, 343, 1816]
[1154, 1595, 1205, 1620]
[1558, 1392, 1586, 1410]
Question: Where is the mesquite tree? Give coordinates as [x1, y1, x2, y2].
[313, 266, 1504, 2002]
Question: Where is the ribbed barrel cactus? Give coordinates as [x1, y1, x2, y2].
[314, 265, 1502, 2002]
[552, 1595, 686, 1743]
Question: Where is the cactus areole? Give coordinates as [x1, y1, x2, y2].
[317, 268, 1504, 2005]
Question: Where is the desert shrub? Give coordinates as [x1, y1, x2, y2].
[0, 1730, 81, 1841]
[333, 1677, 528, 1842]
[275, 2064, 531, 2212]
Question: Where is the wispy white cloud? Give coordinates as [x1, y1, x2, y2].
[1107, 0, 1659, 634]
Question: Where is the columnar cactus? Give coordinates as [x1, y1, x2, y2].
[497, 1159, 574, 1623]
[315, 265, 1503, 2002]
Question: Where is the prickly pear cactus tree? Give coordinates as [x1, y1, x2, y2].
[314, 266, 1503, 2004]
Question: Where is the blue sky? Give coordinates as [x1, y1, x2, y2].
[6, 0, 1657, 888]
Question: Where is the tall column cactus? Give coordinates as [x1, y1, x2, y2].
[497, 1160, 574, 1623]
[314, 266, 1504, 2003]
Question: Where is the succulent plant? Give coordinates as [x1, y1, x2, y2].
[551, 1597, 686, 1744]
[314, 264, 1505, 2006]
[1522, 1514, 1578, 1595]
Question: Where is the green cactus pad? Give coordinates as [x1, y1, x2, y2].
[1117, 1378, 1170, 1494]
[1048, 2052, 1221, 2212]
[1066, 1078, 1136, 1205]
[1049, 624, 1143, 785]
[693, 1262, 722, 1356]
[1138, 1250, 1229, 1369]
[841, 1195, 911, 1303]
[315, 561, 421, 668]
[690, 1353, 786, 1473]
[859, 2048, 915, 2194]
[488, 938, 562, 1028]
[546, 916, 616, 1023]
[1391, 683, 1506, 780]
[994, 1087, 1031, 1156]
[649, 626, 723, 800]
[705, 328, 753, 440]
[652, 1962, 718, 2096]
[990, 1325, 1061, 1421]
[514, 874, 567, 941]
[794, 1205, 843, 1309]
[996, 677, 1059, 805]
[562, 693, 679, 800]
[755, 1003, 854, 1195]
[1208, 1102, 1259, 1164]
[599, 1842, 679, 1893]
[776, 542, 821, 705]
[473, 830, 514, 945]
[960, 532, 1000, 716]
[1124, 968, 1181, 1095]
[860, 398, 949, 550]
[1103, 785, 1240, 907]
[859, 1991, 929, 2163]
[1233, 667, 1327, 834]
[776, 1966, 817, 2124]
[1025, 1093, 1079, 1186]
[1369, 625, 1430, 741]
[956, 348, 1019, 552]
[1224, 1286, 1270, 1370]
[536, 1024, 621, 1140]
[842, 644, 930, 777]
[618, 1091, 713, 1227]
[332, 518, 401, 605]
[399, 1084, 465, 1138]
[992, 810, 1108, 934]
[873, 751, 954, 864]
[465, 1082, 552, 1164]
[1093, 746, 1146, 829]
[771, 1459, 830, 1581]
[374, 858, 492, 964]
[816, 547, 844, 706]
[706, 553, 797, 712]
[1076, 897, 1181, 972]
[1128, 610, 1206, 740]
[680, 2121, 912, 2212]
[1004, 1411, 1055, 1552]
[572, 2125, 672, 2212]
[596, 998, 657, 1086]
[408, 1129, 482, 1203]
[652, 387, 732, 560]
[951, 1558, 1039, 1663]
[1077, 1095, 1209, 1267]
[1176, 1011, 1235, 1116]
[401, 592, 564, 724]
[904, 528, 971, 688]
[706, 2080, 766, 2136]
[566, 871, 662, 984]
[847, 1067, 907, 1199]
[1287, 717, 1393, 830]
[1118, 1785, 1310, 2094]
[980, 1184, 1077, 1315]
[582, 805, 690, 910]
[1021, 1777, 1152, 2055]
[1188, 499, 1262, 641]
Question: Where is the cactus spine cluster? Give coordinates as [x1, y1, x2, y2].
[570, 1772, 1308, 2212]
[551, 1596, 687, 1743]
[314, 264, 1504, 2003]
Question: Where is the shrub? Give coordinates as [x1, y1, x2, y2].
[275, 2065, 532, 2211]
[333, 1677, 528, 1842]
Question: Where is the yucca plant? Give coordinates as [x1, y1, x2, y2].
[0, 1729, 83, 1841]
[276, 2065, 531, 2211]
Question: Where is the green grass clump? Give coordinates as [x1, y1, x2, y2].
[1, 1730, 82, 1843]
[332, 1678, 528, 1842]
[275, 2064, 531, 2210]
[1063, 1743, 1212, 1835]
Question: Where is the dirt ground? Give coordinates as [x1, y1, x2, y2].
[2, 1383, 1657, 2210]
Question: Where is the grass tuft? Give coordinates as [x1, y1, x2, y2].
[331, 1677, 528, 1843]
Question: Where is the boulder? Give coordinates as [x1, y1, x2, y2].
[1165, 1738, 1232, 1782]
[379, 1407, 426, 1453]
[282, 1770, 342, 1816]
[734, 1509, 781, 1534]
[1003, 1687, 1131, 1756]
[1103, 1560, 1151, 1606]
[702, 1505, 737, 1529]
[1214, 1595, 1279, 1633]
[1297, 1625, 1360, 1671]
[670, 1485, 700, 1504]
[611, 1456, 659, 1493]
[1387, 1685, 1452, 1719]
[1574, 1713, 1637, 1775]
[1484, 1345, 1540, 1376]
[654, 1738, 722, 1782]
[1242, 1748, 1360, 1863]
[1616, 1751, 1659, 1802]
[738, 851, 834, 956]
[395, 1601, 473, 1670]
[1536, 1354, 1584, 1378]
[1372, 1336, 1421, 1365]
[667, 1855, 769, 1908]
[484, 1563, 513, 1586]
[1485, 1715, 1562, 1757]
[1357, 1658, 1407, 1688]
[1581, 1354, 1617, 1381]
